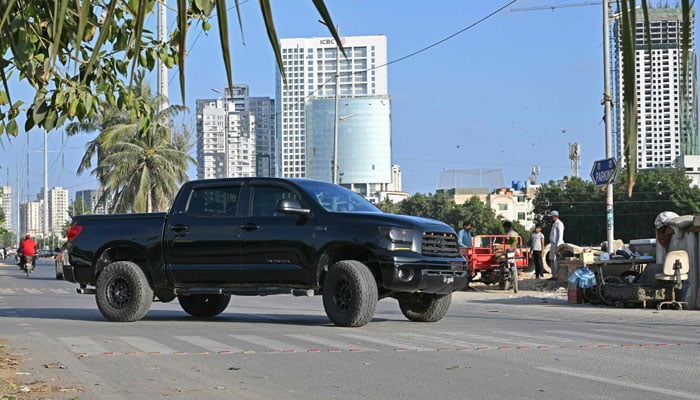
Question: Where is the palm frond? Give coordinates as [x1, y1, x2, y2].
[215, 0, 234, 96]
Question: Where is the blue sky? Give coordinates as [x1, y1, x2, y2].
[0, 0, 691, 201]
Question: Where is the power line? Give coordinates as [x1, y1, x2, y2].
[376, 0, 518, 70]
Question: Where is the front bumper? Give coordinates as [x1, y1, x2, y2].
[380, 255, 468, 295]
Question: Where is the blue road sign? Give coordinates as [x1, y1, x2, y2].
[590, 158, 619, 186]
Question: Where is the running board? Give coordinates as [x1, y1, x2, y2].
[77, 287, 97, 295]
[174, 287, 316, 297]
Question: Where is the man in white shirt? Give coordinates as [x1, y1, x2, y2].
[548, 210, 565, 281]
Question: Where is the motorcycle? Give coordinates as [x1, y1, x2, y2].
[498, 248, 519, 293]
[19, 252, 35, 277]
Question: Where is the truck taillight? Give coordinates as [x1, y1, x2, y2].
[67, 224, 83, 242]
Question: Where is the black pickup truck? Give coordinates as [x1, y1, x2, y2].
[61, 178, 467, 327]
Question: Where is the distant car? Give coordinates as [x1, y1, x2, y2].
[38, 249, 54, 258]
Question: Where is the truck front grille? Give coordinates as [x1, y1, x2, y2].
[422, 232, 460, 257]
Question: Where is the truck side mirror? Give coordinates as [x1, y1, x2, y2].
[277, 199, 311, 216]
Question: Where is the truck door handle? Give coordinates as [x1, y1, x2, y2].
[169, 224, 189, 233]
[241, 223, 259, 231]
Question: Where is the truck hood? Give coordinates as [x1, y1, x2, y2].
[344, 212, 456, 233]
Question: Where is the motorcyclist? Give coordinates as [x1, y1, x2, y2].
[19, 233, 37, 269]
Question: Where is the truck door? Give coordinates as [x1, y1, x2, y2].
[163, 183, 243, 284]
[239, 182, 315, 285]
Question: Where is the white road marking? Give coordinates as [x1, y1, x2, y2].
[58, 337, 109, 355]
[174, 336, 243, 353]
[538, 367, 700, 400]
[338, 333, 435, 351]
[117, 336, 176, 354]
[546, 330, 662, 344]
[0, 289, 16, 294]
[592, 328, 700, 343]
[23, 288, 42, 294]
[49, 288, 70, 294]
[228, 335, 305, 352]
[444, 331, 553, 347]
[399, 332, 484, 348]
[285, 334, 378, 351]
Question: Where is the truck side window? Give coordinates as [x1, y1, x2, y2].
[186, 186, 241, 217]
[250, 186, 304, 217]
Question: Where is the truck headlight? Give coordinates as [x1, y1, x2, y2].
[379, 226, 414, 251]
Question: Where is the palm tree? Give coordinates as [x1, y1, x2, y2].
[97, 124, 192, 213]
[72, 71, 194, 213]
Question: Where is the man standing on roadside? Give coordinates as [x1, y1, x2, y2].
[457, 221, 473, 248]
[548, 211, 565, 281]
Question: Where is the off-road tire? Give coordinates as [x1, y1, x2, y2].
[96, 261, 153, 322]
[398, 293, 452, 322]
[178, 294, 231, 317]
[322, 260, 378, 327]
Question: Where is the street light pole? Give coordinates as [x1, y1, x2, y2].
[602, 0, 615, 252]
[332, 25, 341, 184]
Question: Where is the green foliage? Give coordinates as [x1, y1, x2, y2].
[0, 0, 340, 137]
[532, 168, 700, 245]
[69, 198, 90, 217]
[385, 192, 505, 236]
[68, 73, 194, 213]
[2, 231, 16, 247]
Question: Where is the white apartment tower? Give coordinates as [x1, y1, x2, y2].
[48, 187, 69, 238]
[20, 200, 42, 238]
[0, 186, 12, 232]
[277, 35, 388, 178]
[615, 6, 698, 168]
[196, 88, 256, 179]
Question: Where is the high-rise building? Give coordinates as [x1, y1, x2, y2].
[614, 6, 698, 168]
[0, 186, 12, 232]
[47, 187, 69, 238]
[305, 96, 392, 196]
[249, 96, 277, 177]
[277, 35, 388, 180]
[19, 200, 42, 238]
[196, 85, 260, 179]
[75, 189, 107, 214]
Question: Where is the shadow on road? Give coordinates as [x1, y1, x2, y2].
[0, 307, 392, 326]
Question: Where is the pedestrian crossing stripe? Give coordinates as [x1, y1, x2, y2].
[0, 288, 72, 294]
[52, 333, 698, 359]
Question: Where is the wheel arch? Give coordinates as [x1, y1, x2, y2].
[315, 242, 381, 289]
[93, 242, 153, 285]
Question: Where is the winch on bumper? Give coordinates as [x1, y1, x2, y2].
[380, 256, 469, 294]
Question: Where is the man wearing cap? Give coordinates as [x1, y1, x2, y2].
[548, 211, 564, 281]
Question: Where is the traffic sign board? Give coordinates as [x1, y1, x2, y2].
[590, 158, 619, 186]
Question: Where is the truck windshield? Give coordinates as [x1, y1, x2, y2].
[294, 180, 382, 213]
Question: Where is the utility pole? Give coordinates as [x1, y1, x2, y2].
[43, 129, 49, 243]
[602, 0, 615, 252]
[157, 0, 168, 112]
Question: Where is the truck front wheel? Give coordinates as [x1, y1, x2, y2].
[178, 294, 231, 318]
[398, 292, 452, 322]
[322, 260, 378, 327]
[96, 261, 153, 322]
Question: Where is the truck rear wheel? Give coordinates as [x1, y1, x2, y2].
[96, 261, 153, 322]
[178, 294, 230, 318]
[398, 292, 452, 322]
[322, 260, 378, 327]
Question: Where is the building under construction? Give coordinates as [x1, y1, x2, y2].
[614, 6, 699, 169]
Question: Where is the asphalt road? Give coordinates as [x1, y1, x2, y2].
[1, 257, 699, 400]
